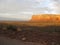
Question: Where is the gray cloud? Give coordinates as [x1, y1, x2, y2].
[0, 0, 60, 20]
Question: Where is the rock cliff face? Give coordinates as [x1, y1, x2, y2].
[30, 14, 60, 22]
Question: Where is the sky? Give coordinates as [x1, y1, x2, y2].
[0, 0, 60, 20]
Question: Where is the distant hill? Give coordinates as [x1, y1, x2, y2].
[30, 14, 60, 22]
[0, 17, 23, 21]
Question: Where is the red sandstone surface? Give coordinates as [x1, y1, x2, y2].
[31, 14, 60, 22]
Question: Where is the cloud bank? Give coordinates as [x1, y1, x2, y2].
[0, 0, 60, 20]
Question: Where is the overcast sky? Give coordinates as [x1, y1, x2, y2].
[0, 0, 60, 20]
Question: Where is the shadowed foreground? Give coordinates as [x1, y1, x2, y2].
[0, 37, 41, 45]
[0, 23, 60, 45]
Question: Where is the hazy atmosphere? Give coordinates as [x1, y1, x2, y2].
[0, 0, 60, 45]
[0, 0, 60, 20]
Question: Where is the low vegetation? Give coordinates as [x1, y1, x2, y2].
[0, 22, 60, 45]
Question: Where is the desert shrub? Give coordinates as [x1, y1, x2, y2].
[0, 24, 3, 29]
[37, 26, 60, 33]
[7, 25, 17, 31]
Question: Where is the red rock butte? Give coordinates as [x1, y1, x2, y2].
[30, 14, 60, 22]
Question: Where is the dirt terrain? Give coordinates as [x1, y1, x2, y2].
[0, 22, 60, 45]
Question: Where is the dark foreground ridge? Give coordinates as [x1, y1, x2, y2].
[0, 23, 60, 45]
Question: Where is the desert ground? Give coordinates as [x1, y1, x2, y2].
[0, 21, 60, 45]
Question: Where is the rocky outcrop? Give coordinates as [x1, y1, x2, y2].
[30, 14, 60, 22]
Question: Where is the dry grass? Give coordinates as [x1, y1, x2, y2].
[0, 21, 60, 27]
[0, 21, 60, 45]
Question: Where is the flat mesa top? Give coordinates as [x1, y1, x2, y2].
[30, 14, 60, 22]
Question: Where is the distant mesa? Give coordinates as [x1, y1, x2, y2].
[30, 14, 60, 22]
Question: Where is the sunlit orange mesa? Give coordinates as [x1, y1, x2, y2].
[31, 14, 60, 22]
